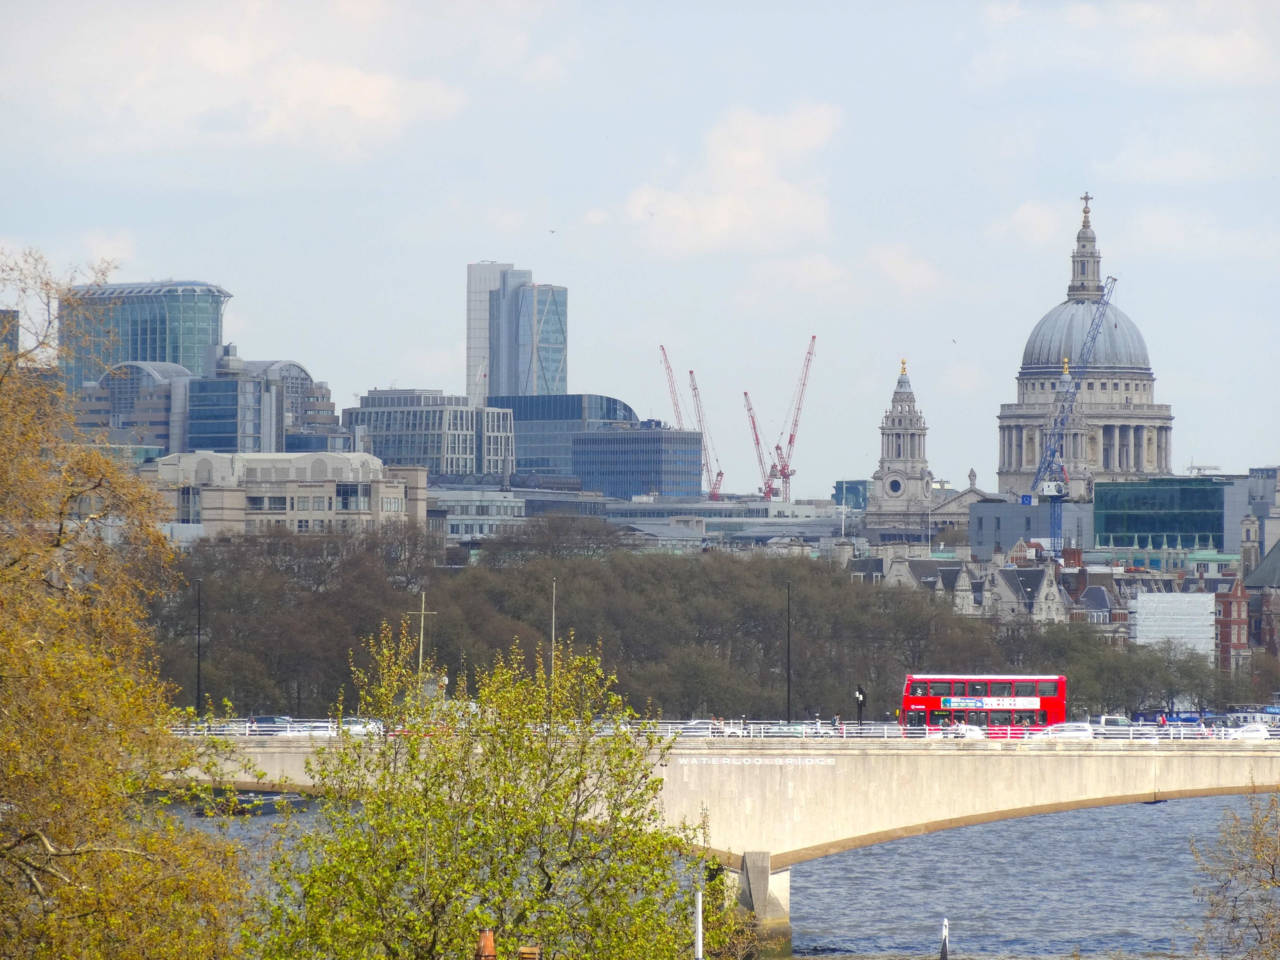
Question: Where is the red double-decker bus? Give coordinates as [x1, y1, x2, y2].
[899, 673, 1068, 737]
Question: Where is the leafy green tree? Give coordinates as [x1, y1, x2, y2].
[249, 628, 751, 959]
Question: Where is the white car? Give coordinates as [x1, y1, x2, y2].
[1030, 722, 1095, 741]
[1227, 722, 1272, 741]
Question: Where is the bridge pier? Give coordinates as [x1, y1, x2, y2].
[738, 851, 791, 956]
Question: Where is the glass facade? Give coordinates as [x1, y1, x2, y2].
[488, 393, 638, 476]
[342, 389, 514, 476]
[60, 281, 230, 391]
[1094, 477, 1241, 552]
[487, 269, 567, 396]
[187, 378, 277, 453]
[572, 426, 702, 499]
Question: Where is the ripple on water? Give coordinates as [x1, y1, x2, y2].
[790, 794, 1246, 959]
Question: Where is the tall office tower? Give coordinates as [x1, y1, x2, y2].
[466, 262, 513, 403]
[467, 262, 568, 400]
[59, 280, 231, 391]
[488, 273, 567, 397]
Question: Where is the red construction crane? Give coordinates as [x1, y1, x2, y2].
[772, 335, 816, 502]
[658, 345, 685, 429]
[744, 391, 779, 500]
[688, 370, 724, 500]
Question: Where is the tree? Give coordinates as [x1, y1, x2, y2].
[0, 249, 249, 958]
[249, 628, 752, 959]
[1194, 791, 1280, 960]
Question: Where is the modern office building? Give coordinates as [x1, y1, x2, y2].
[143, 451, 428, 542]
[466, 262, 567, 400]
[342, 389, 515, 478]
[466, 262, 512, 403]
[75, 360, 193, 453]
[968, 500, 1095, 561]
[571, 421, 701, 499]
[488, 393, 639, 477]
[59, 280, 231, 391]
[1093, 476, 1249, 556]
[996, 198, 1174, 497]
[0, 308, 17, 355]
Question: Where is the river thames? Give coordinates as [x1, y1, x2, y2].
[790, 793, 1248, 959]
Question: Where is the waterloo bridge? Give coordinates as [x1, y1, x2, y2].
[228, 734, 1280, 949]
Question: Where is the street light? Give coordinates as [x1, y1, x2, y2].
[407, 593, 437, 684]
[194, 578, 203, 711]
[786, 580, 792, 723]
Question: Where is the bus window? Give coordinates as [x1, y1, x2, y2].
[1038, 680, 1059, 696]
[952, 681, 967, 695]
[1014, 710, 1037, 726]
[905, 710, 926, 727]
[909, 681, 927, 696]
[1038, 710, 1047, 724]
[990, 711, 1011, 726]
[967, 711, 988, 727]
[991, 681, 1012, 697]
[929, 681, 952, 696]
[970, 681, 988, 696]
[1013, 681, 1035, 696]
[929, 710, 951, 726]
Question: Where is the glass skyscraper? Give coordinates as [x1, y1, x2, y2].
[470, 263, 568, 398]
[59, 280, 230, 391]
[572, 424, 702, 499]
[489, 393, 638, 477]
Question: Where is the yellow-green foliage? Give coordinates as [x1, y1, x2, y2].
[0, 249, 249, 959]
[250, 625, 754, 959]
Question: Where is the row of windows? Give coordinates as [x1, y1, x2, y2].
[244, 518, 374, 533]
[244, 487, 380, 513]
[1029, 380, 1151, 394]
[447, 521, 522, 536]
[905, 710, 1049, 727]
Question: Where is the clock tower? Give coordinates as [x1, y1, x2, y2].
[866, 360, 934, 522]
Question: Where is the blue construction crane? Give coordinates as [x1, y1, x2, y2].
[1030, 275, 1117, 555]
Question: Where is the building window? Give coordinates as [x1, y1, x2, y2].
[247, 496, 265, 511]
[268, 496, 287, 511]
[1100, 382, 1107, 390]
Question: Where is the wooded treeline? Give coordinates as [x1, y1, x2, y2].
[149, 523, 1263, 720]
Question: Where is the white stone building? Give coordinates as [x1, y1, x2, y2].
[996, 196, 1174, 498]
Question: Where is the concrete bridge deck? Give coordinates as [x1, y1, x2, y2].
[231, 736, 1280, 949]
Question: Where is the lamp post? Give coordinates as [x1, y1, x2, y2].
[407, 594, 437, 687]
[550, 576, 557, 679]
[785, 580, 792, 723]
[194, 578, 203, 711]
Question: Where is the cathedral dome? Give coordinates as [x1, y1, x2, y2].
[1020, 300, 1151, 377]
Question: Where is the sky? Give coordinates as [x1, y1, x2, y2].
[2, 0, 1278, 501]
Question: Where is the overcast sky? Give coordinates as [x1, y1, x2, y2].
[3, 1, 1277, 500]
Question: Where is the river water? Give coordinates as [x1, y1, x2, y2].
[790, 794, 1247, 959]
[210, 793, 1246, 958]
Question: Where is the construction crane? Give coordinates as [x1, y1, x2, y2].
[1031, 276, 1117, 555]
[658, 345, 685, 429]
[744, 391, 779, 500]
[772, 335, 816, 503]
[688, 370, 724, 500]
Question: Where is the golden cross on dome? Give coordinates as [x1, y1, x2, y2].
[900, 358, 907, 375]
[1062, 357, 1071, 376]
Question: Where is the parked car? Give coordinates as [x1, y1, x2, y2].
[680, 719, 742, 738]
[1030, 722, 1095, 741]
[339, 717, 383, 736]
[246, 715, 293, 735]
[946, 722, 986, 740]
[1091, 715, 1158, 739]
[1227, 722, 1272, 741]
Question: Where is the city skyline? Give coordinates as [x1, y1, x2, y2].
[4, 2, 1279, 499]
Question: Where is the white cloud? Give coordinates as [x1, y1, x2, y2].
[625, 104, 842, 256]
[582, 208, 611, 226]
[3, 3, 466, 156]
[987, 201, 1074, 248]
[487, 208, 528, 232]
[736, 254, 854, 308]
[80, 230, 137, 268]
[1099, 134, 1260, 184]
[1117, 206, 1280, 260]
[1131, 27, 1276, 86]
[866, 244, 941, 295]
